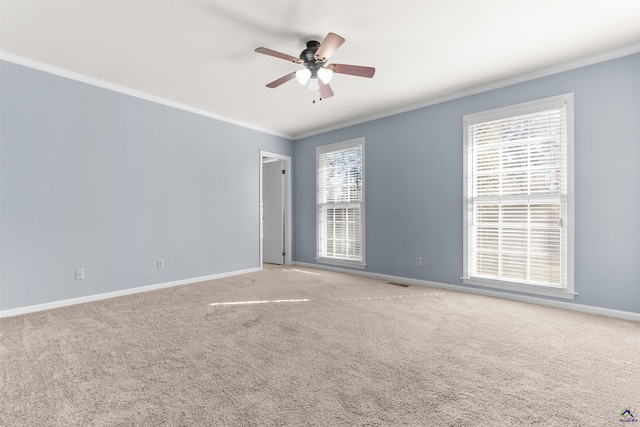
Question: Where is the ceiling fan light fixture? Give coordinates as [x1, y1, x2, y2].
[317, 67, 333, 84]
[295, 68, 311, 85]
[255, 32, 375, 100]
[307, 77, 320, 91]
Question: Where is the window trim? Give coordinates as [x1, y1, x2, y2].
[316, 137, 366, 269]
[462, 94, 575, 299]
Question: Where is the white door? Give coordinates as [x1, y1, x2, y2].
[262, 159, 284, 264]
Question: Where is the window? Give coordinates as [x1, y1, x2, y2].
[316, 138, 365, 268]
[463, 94, 574, 298]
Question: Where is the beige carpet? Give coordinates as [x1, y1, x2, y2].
[1, 266, 638, 426]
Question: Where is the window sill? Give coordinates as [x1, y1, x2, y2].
[316, 258, 367, 270]
[461, 277, 576, 300]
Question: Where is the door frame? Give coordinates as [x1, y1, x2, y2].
[259, 151, 292, 267]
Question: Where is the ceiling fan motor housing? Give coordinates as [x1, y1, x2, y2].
[300, 41, 323, 77]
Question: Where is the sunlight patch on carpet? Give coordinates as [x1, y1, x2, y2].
[336, 293, 445, 301]
[282, 268, 323, 275]
[210, 293, 445, 307]
[210, 299, 310, 306]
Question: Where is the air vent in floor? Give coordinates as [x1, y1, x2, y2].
[387, 282, 410, 287]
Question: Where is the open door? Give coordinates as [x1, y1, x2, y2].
[260, 152, 291, 267]
[262, 159, 285, 264]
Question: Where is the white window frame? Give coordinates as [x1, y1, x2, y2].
[316, 137, 366, 269]
[462, 94, 575, 299]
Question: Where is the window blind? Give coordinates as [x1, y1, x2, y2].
[317, 140, 364, 263]
[467, 100, 569, 289]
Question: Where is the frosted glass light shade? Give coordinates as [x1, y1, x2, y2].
[317, 67, 333, 84]
[295, 68, 311, 85]
[307, 78, 320, 91]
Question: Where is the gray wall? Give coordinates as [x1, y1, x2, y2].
[0, 60, 292, 311]
[294, 53, 640, 314]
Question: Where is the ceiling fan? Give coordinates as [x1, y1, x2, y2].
[255, 32, 375, 101]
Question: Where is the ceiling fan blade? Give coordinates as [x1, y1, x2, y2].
[255, 47, 301, 63]
[315, 32, 345, 62]
[318, 80, 334, 99]
[266, 72, 296, 88]
[329, 64, 376, 78]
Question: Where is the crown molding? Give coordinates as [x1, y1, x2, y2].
[293, 42, 640, 140]
[0, 51, 294, 140]
[3, 42, 639, 142]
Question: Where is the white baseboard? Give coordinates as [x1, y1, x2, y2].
[0, 267, 260, 319]
[294, 262, 640, 322]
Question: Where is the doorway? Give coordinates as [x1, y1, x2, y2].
[260, 151, 292, 267]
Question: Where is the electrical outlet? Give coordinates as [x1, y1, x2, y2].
[416, 257, 422, 266]
[157, 259, 164, 269]
[75, 268, 85, 280]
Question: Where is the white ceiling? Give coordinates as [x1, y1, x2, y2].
[1, 0, 639, 139]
